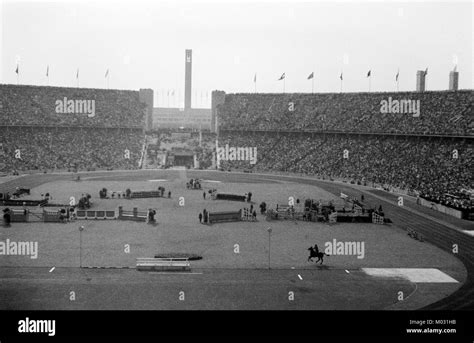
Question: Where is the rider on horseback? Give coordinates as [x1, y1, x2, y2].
[308, 243, 328, 264]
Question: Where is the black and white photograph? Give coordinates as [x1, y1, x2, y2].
[0, 0, 472, 339]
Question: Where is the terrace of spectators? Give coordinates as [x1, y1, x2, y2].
[0, 84, 147, 172]
[216, 90, 473, 218]
[217, 90, 473, 136]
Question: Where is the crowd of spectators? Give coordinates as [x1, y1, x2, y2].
[218, 91, 473, 135]
[218, 131, 474, 217]
[0, 126, 143, 172]
[0, 84, 145, 127]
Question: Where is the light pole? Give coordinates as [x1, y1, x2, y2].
[267, 227, 272, 269]
[79, 225, 84, 268]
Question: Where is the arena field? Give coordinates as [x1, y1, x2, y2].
[0, 170, 470, 310]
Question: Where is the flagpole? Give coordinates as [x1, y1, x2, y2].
[397, 79, 399, 92]
[312, 77, 314, 94]
[283, 78, 285, 93]
[15, 64, 19, 85]
[369, 76, 371, 92]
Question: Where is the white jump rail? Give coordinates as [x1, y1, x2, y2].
[136, 257, 191, 272]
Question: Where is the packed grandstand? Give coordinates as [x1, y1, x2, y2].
[0, 84, 472, 218]
[0, 84, 145, 172]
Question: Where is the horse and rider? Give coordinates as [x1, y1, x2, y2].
[307, 243, 329, 265]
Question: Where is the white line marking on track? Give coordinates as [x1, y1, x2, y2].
[345, 270, 350, 274]
[298, 274, 303, 280]
[49, 267, 55, 273]
[148, 179, 168, 182]
[202, 180, 221, 183]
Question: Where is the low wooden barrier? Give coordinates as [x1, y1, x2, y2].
[7, 208, 69, 223]
[118, 206, 147, 222]
[43, 209, 65, 223]
[76, 210, 116, 220]
[212, 193, 247, 202]
[130, 190, 163, 199]
[10, 209, 29, 222]
[335, 212, 372, 223]
[0, 199, 48, 207]
[208, 210, 242, 224]
[136, 258, 191, 272]
[266, 208, 321, 222]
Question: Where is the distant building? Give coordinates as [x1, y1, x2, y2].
[153, 107, 211, 130]
[416, 70, 426, 92]
[153, 49, 211, 130]
[449, 71, 459, 91]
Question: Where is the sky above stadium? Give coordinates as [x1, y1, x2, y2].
[0, 0, 472, 107]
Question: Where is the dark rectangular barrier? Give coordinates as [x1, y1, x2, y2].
[336, 212, 372, 223]
[214, 193, 247, 202]
[208, 210, 242, 224]
[0, 199, 48, 207]
[130, 191, 163, 198]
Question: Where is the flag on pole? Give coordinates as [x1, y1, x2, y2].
[253, 73, 257, 83]
[76, 69, 79, 79]
[395, 69, 399, 81]
[15, 64, 19, 74]
[307, 72, 314, 80]
[46, 65, 49, 77]
[424, 68, 428, 76]
[367, 70, 371, 77]
[339, 72, 343, 80]
[105, 69, 109, 78]
[278, 72, 285, 80]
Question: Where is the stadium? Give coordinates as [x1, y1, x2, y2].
[0, 2, 473, 325]
[1, 74, 473, 310]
